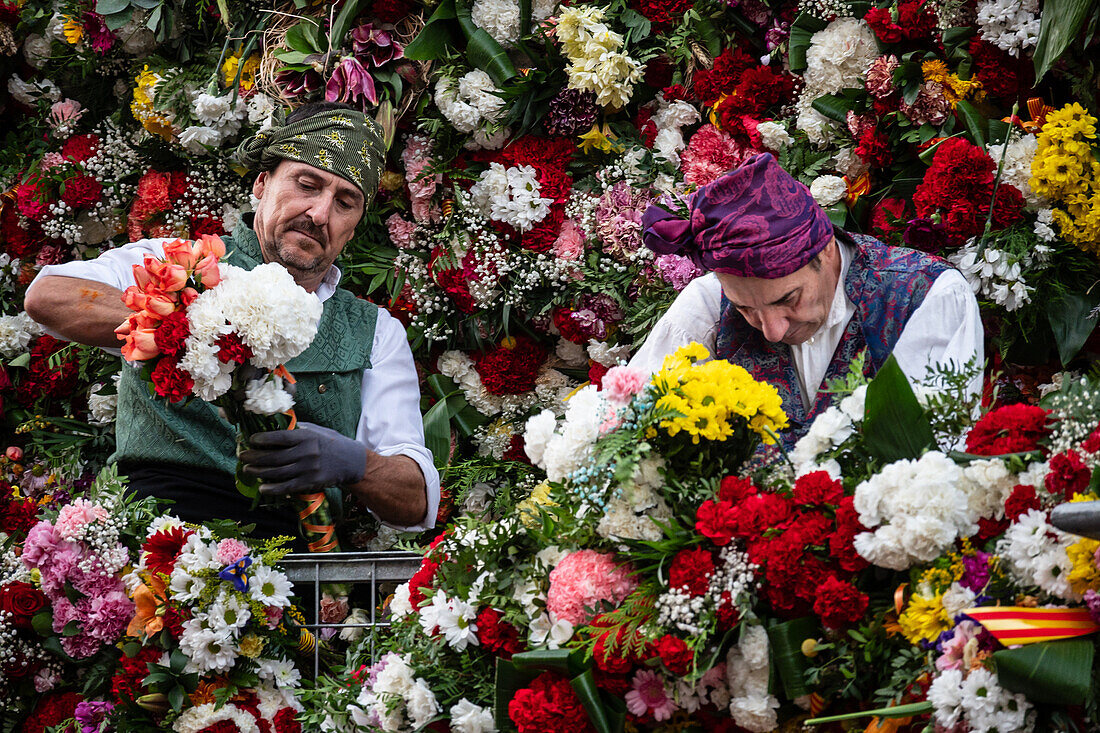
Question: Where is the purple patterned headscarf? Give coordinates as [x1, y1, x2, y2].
[642, 153, 834, 279]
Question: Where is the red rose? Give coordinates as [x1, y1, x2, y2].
[652, 634, 693, 676]
[965, 403, 1050, 455]
[669, 546, 715, 596]
[60, 174, 104, 210]
[1046, 450, 1091, 499]
[813, 575, 868, 629]
[151, 358, 195, 403]
[792, 471, 844, 506]
[0, 581, 46, 629]
[696, 499, 738, 546]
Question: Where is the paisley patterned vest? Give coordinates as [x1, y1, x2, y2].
[715, 233, 950, 449]
[112, 217, 378, 475]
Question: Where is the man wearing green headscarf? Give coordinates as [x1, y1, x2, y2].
[25, 102, 439, 539]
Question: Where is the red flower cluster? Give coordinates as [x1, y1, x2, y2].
[508, 671, 596, 733]
[912, 138, 1025, 246]
[16, 335, 81, 408]
[61, 133, 100, 163]
[476, 607, 523, 658]
[475, 336, 546, 395]
[1004, 483, 1041, 521]
[20, 691, 83, 733]
[652, 633, 693, 675]
[630, 0, 692, 31]
[371, 0, 412, 23]
[128, 168, 191, 240]
[2, 204, 48, 260]
[869, 198, 912, 242]
[111, 645, 164, 703]
[968, 39, 1031, 103]
[15, 176, 48, 221]
[429, 247, 478, 313]
[1046, 450, 1091, 499]
[407, 532, 448, 607]
[0, 580, 46, 630]
[717, 66, 796, 119]
[864, 1, 937, 44]
[965, 403, 1050, 455]
[669, 545, 715, 596]
[151, 358, 196, 402]
[855, 127, 893, 168]
[813, 575, 869, 629]
[692, 47, 756, 106]
[0, 481, 39, 537]
[215, 333, 254, 365]
[60, 173, 104, 210]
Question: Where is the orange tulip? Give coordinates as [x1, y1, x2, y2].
[117, 313, 160, 361]
[196, 233, 226, 260]
[193, 255, 221, 288]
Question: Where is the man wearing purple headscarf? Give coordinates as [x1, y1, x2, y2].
[630, 153, 982, 447]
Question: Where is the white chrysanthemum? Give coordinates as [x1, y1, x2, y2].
[987, 133, 1042, 206]
[469, 163, 552, 232]
[976, 0, 1040, 56]
[173, 702, 260, 733]
[809, 175, 847, 207]
[180, 619, 238, 674]
[248, 564, 293, 607]
[178, 125, 223, 154]
[450, 699, 496, 733]
[0, 312, 44, 358]
[208, 590, 252, 635]
[790, 406, 855, 475]
[998, 508, 1077, 599]
[435, 69, 506, 137]
[243, 376, 294, 415]
[929, 669, 965, 728]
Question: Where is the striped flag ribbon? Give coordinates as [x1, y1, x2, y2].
[963, 606, 1099, 646]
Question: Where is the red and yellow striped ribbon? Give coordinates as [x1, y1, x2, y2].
[964, 606, 1099, 645]
[844, 172, 871, 207]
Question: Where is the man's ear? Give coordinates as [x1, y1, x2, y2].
[253, 171, 268, 199]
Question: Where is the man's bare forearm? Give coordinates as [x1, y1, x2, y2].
[349, 452, 428, 527]
[24, 276, 130, 348]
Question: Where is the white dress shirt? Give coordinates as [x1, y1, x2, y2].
[629, 242, 984, 408]
[28, 239, 440, 532]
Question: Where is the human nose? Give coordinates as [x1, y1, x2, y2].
[757, 310, 788, 343]
[306, 190, 334, 227]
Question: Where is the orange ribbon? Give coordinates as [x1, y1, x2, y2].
[298, 491, 339, 553]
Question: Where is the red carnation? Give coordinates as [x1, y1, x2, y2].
[719, 475, 757, 503]
[652, 634, 694, 676]
[830, 496, 870, 573]
[629, 0, 692, 31]
[476, 607, 523, 659]
[662, 84, 689, 102]
[729, 492, 793, 537]
[474, 336, 546, 396]
[273, 707, 303, 733]
[167, 171, 190, 202]
[813, 575, 869, 629]
[855, 127, 893, 168]
[111, 645, 163, 703]
[509, 671, 595, 733]
[553, 307, 588, 344]
[0, 485, 39, 536]
[722, 66, 795, 117]
[1046, 450, 1091, 499]
[716, 591, 741, 631]
[635, 108, 658, 147]
[590, 620, 635, 674]
[792, 471, 844, 506]
[696, 499, 738, 546]
[1005, 484, 1041, 522]
[154, 310, 191, 358]
[407, 555, 440, 609]
[150, 358, 195, 403]
[61, 133, 101, 163]
[143, 524, 195, 576]
[692, 47, 756, 105]
[669, 546, 715, 596]
[215, 332, 254, 364]
[870, 197, 912, 242]
[60, 174, 103, 210]
[0, 581, 46, 629]
[588, 361, 609, 389]
[21, 691, 84, 733]
[864, 7, 902, 43]
[15, 178, 49, 221]
[965, 403, 1050, 455]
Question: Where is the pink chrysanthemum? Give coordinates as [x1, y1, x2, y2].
[546, 550, 637, 626]
[625, 669, 676, 720]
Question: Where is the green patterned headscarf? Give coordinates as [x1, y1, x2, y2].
[235, 109, 386, 202]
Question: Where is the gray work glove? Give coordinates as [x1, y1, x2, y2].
[240, 422, 366, 496]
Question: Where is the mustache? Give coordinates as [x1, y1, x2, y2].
[287, 217, 327, 246]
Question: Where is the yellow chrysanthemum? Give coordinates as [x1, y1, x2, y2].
[131, 66, 175, 142]
[898, 592, 951, 645]
[238, 634, 265, 658]
[1031, 102, 1100, 254]
[61, 15, 83, 45]
[650, 342, 788, 445]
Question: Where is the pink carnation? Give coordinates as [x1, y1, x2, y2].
[21, 521, 62, 569]
[55, 499, 108, 540]
[401, 136, 441, 224]
[85, 589, 135, 642]
[552, 218, 586, 260]
[215, 538, 250, 565]
[546, 550, 638, 625]
[654, 254, 702, 290]
[602, 366, 648, 405]
[386, 213, 417, 249]
[625, 669, 676, 720]
[681, 124, 759, 187]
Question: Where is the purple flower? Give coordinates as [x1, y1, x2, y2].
[655, 254, 703, 290]
[960, 552, 991, 592]
[326, 56, 379, 109]
[902, 217, 948, 254]
[544, 88, 599, 138]
[351, 23, 403, 67]
[218, 556, 253, 592]
[1085, 590, 1100, 624]
[276, 68, 324, 98]
[74, 700, 114, 733]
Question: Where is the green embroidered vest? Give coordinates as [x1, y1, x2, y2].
[112, 219, 378, 474]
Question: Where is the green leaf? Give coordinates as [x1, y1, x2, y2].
[272, 49, 314, 66]
[330, 0, 367, 49]
[455, 0, 517, 84]
[788, 12, 828, 73]
[285, 21, 322, 54]
[404, 0, 458, 60]
[129, 0, 160, 8]
[95, 0, 130, 14]
[941, 25, 976, 52]
[422, 396, 454, 469]
[767, 617, 819, 700]
[805, 701, 934, 725]
[1033, 0, 1100, 81]
[168, 685, 185, 712]
[1048, 291, 1100, 366]
[994, 638, 1095, 705]
[31, 610, 53, 637]
[214, 0, 230, 29]
[7, 352, 30, 368]
[862, 355, 934, 462]
[825, 202, 847, 227]
[570, 669, 622, 733]
[145, 5, 161, 30]
[810, 93, 854, 124]
[62, 620, 81, 637]
[103, 9, 133, 30]
[955, 99, 988, 149]
[619, 9, 651, 41]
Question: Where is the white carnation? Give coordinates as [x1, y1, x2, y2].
[471, 0, 521, 46]
[243, 376, 295, 415]
[178, 125, 223, 154]
[449, 699, 496, 733]
[0, 312, 44, 358]
[809, 175, 847, 207]
[756, 121, 792, 151]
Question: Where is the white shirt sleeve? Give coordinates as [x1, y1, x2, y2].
[892, 268, 985, 400]
[627, 273, 724, 374]
[358, 308, 441, 532]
